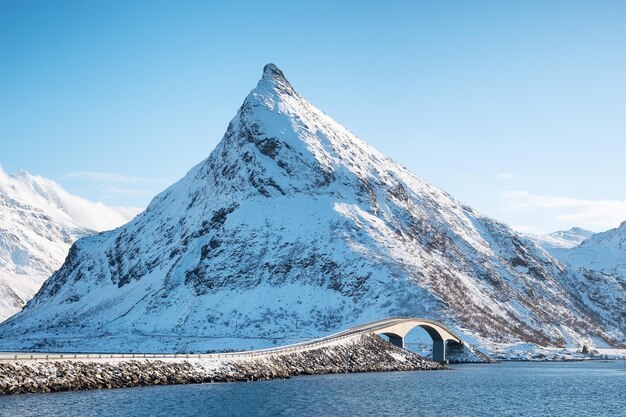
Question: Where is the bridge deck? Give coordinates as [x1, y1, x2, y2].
[0, 317, 462, 362]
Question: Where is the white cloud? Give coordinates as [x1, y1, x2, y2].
[501, 191, 626, 231]
[1, 166, 140, 231]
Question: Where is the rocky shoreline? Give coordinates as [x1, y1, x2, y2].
[0, 334, 445, 395]
[447, 341, 496, 363]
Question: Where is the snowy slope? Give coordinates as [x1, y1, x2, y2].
[529, 224, 626, 341]
[559, 222, 626, 273]
[0, 168, 140, 321]
[527, 227, 594, 253]
[548, 222, 626, 339]
[0, 64, 624, 353]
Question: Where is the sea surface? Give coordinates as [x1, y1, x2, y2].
[1, 361, 624, 416]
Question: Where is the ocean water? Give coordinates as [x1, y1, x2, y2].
[1, 361, 624, 416]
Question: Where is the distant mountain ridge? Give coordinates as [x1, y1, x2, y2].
[0, 168, 139, 321]
[0, 64, 623, 353]
[526, 227, 595, 253]
[546, 223, 626, 339]
[556, 222, 626, 286]
[560, 222, 626, 272]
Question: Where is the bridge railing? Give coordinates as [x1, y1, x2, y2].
[0, 317, 462, 362]
[0, 332, 361, 362]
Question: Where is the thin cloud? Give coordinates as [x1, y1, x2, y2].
[63, 170, 174, 207]
[501, 191, 626, 231]
[496, 172, 513, 180]
[65, 171, 171, 186]
[103, 186, 156, 197]
[511, 225, 543, 234]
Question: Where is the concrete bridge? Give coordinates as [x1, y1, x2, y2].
[0, 317, 463, 363]
[336, 317, 464, 363]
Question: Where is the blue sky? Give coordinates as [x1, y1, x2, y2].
[1, 1, 625, 233]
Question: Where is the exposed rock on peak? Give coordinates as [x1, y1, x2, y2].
[261, 63, 288, 83]
[256, 63, 297, 98]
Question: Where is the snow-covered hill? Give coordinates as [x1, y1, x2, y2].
[547, 223, 626, 336]
[0, 168, 140, 321]
[527, 227, 594, 253]
[0, 64, 623, 353]
[558, 222, 626, 273]
[527, 224, 626, 338]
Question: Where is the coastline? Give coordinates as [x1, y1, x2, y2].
[0, 334, 444, 395]
[1, 333, 621, 395]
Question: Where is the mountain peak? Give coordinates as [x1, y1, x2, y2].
[567, 227, 593, 235]
[14, 169, 32, 180]
[257, 63, 296, 97]
[262, 63, 285, 80]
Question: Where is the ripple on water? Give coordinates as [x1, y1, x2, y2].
[0, 361, 624, 417]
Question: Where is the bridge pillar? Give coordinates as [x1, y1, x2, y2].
[432, 339, 446, 363]
[387, 335, 404, 349]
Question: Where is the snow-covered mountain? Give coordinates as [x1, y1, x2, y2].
[0, 64, 623, 353]
[547, 223, 626, 332]
[0, 168, 140, 321]
[558, 222, 626, 273]
[527, 227, 595, 253]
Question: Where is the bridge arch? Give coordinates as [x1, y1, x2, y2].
[348, 317, 463, 363]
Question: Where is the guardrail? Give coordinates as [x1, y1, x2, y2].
[0, 330, 360, 362]
[0, 317, 460, 362]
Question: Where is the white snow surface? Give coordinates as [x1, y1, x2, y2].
[558, 222, 626, 273]
[0, 168, 140, 321]
[543, 222, 626, 339]
[526, 227, 594, 252]
[0, 64, 624, 354]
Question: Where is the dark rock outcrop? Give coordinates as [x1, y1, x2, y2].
[446, 342, 496, 363]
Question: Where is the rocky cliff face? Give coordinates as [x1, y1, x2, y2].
[0, 64, 623, 352]
[0, 169, 138, 321]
